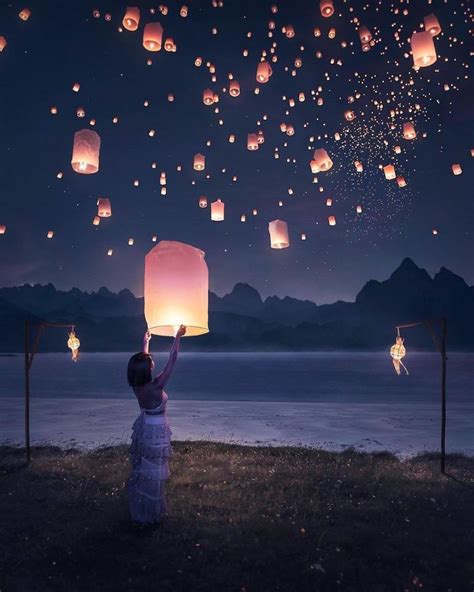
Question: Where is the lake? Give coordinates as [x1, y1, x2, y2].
[0, 352, 472, 403]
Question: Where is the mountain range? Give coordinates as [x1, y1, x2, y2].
[0, 258, 473, 352]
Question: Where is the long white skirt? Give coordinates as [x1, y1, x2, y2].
[127, 411, 172, 524]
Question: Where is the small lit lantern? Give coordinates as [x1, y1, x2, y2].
[107, 249, 113, 256]
[394, 145, 401, 154]
[71, 129, 101, 174]
[152, 235, 158, 242]
[313, 148, 333, 172]
[123, 7, 140, 31]
[354, 160, 363, 172]
[240, 214, 246, 222]
[286, 124, 295, 136]
[328, 215, 336, 226]
[67, 330, 81, 362]
[268, 220, 289, 249]
[0, 36, 7, 51]
[247, 133, 259, 151]
[0, 224, 6, 234]
[47, 230, 54, 239]
[451, 164, 462, 175]
[211, 199, 224, 221]
[76, 107, 85, 118]
[326, 198, 333, 207]
[257, 130, 265, 144]
[301, 233, 306, 241]
[128, 238, 134, 246]
[144, 240, 209, 337]
[397, 176, 407, 187]
[72, 82, 80, 92]
[384, 165, 396, 180]
[390, 332, 408, 375]
[403, 122, 416, 140]
[328, 28, 336, 39]
[143, 22, 164, 51]
[256, 61, 272, 83]
[284, 25, 295, 38]
[193, 153, 205, 171]
[344, 110, 355, 121]
[180, 5, 188, 17]
[356, 205, 362, 214]
[203, 89, 214, 105]
[229, 80, 240, 97]
[92, 216, 100, 226]
[424, 13, 441, 37]
[199, 196, 208, 208]
[320, 0, 334, 17]
[410, 31, 437, 68]
[358, 25, 372, 44]
[97, 197, 112, 217]
[19, 8, 31, 20]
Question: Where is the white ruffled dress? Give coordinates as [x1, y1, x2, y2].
[127, 392, 172, 523]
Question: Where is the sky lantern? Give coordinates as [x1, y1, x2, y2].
[143, 22, 164, 51]
[229, 80, 240, 97]
[76, 107, 85, 118]
[128, 238, 134, 246]
[320, 0, 334, 18]
[0, 225, 6, 234]
[256, 61, 272, 83]
[358, 26, 372, 44]
[247, 133, 259, 150]
[97, 198, 112, 217]
[283, 25, 295, 38]
[67, 330, 80, 362]
[180, 5, 188, 17]
[354, 160, 363, 172]
[356, 205, 363, 214]
[326, 198, 333, 206]
[240, 214, 246, 222]
[211, 199, 224, 221]
[390, 332, 408, 375]
[92, 216, 100, 226]
[394, 145, 401, 154]
[46, 230, 54, 239]
[0, 36, 6, 52]
[384, 165, 396, 180]
[107, 249, 113, 256]
[19, 8, 31, 21]
[123, 7, 140, 31]
[72, 82, 80, 92]
[71, 129, 101, 174]
[403, 122, 416, 140]
[344, 110, 355, 121]
[144, 241, 209, 337]
[203, 89, 214, 105]
[410, 31, 437, 67]
[451, 164, 462, 175]
[313, 148, 333, 172]
[268, 220, 290, 249]
[193, 153, 205, 171]
[286, 125, 295, 136]
[424, 13, 441, 36]
[199, 196, 207, 208]
[328, 215, 336, 226]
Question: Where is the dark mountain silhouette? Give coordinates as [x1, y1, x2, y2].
[0, 258, 472, 351]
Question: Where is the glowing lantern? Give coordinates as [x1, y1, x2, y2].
[164, 38, 176, 51]
[0, 36, 7, 51]
[354, 160, 363, 172]
[211, 199, 224, 221]
[203, 89, 214, 105]
[326, 198, 333, 207]
[390, 333, 408, 375]
[313, 149, 333, 172]
[356, 205, 362, 214]
[284, 25, 295, 38]
[344, 110, 355, 121]
[180, 5, 188, 17]
[410, 31, 437, 67]
[19, 8, 31, 20]
[328, 215, 336, 226]
[432, 229, 438, 236]
[92, 216, 100, 226]
[396, 176, 407, 188]
[286, 125, 295, 136]
[247, 133, 259, 151]
[0, 225, 6, 234]
[403, 122, 416, 140]
[240, 214, 246, 222]
[76, 107, 85, 118]
[193, 153, 205, 171]
[47, 230, 54, 239]
[257, 130, 265, 144]
[301, 233, 306, 241]
[424, 13, 441, 37]
[310, 160, 319, 174]
[72, 82, 80, 92]
[152, 235, 158, 242]
[97, 197, 112, 217]
[451, 164, 462, 176]
[107, 249, 113, 256]
[268, 220, 289, 249]
[358, 26, 372, 44]
[71, 129, 101, 174]
[256, 61, 272, 83]
[394, 145, 401, 154]
[123, 7, 140, 31]
[67, 330, 81, 362]
[384, 165, 396, 180]
[128, 238, 134, 246]
[328, 28, 336, 39]
[199, 196, 208, 208]
[143, 22, 163, 51]
[229, 80, 240, 97]
[320, 1, 334, 17]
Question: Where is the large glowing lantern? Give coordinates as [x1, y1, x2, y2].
[328, 215, 336, 226]
[268, 220, 289, 249]
[97, 197, 112, 217]
[123, 7, 140, 31]
[424, 13, 441, 37]
[144, 241, 209, 337]
[256, 61, 272, 83]
[384, 165, 396, 180]
[403, 122, 416, 140]
[193, 153, 205, 171]
[143, 22, 163, 51]
[410, 31, 437, 67]
[320, 0, 334, 17]
[358, 26, 372, 44]
[71, 129, 101, 174]
[203, 89, 214, 105]
[211, 199, 224, 221]
[313, 148, 333, 172]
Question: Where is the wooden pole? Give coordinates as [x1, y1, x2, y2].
[24, 319, 31, 463]
[440, 318, 447, 474]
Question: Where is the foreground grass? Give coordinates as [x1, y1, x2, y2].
[0, 443, 473, 592]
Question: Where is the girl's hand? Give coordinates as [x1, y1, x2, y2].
[176, 325, 187, 338]
[144, 330, 152, 343]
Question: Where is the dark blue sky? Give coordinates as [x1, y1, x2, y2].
[0, 0, 472, 303]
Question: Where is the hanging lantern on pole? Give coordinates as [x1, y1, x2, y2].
[390, 329, 408, 375]
[67, 328, 81, 362]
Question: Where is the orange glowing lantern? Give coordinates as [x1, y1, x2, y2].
[144, 241, 209, 337]
[256, 61, 272, 83]
[67, 330, 81, 362]
[354, 160, 363, 172]
[92, 216, 100, 226]
[199, 196, 208, 208]
[268, 220, 290, 249]
[97, 198, 112, 217]
[72, 82, 80, 92]
[403, 122, 416, 140]
[47, 230, 54, 239]
[0, 36, 7, 51]
[19, 8, 31, 20]
[424, 13, 441, 37]
[211, 199, 225, 221]
[410, 31, 437, 67]
[344, 110, 355, 121]
[390, 333, 408, 375]
[320, 0, 334, 18]
[313, 149, 333, 172]
[384, 165, 396, 180]
[358, 26, 372, 44]
[193, 153, 205, 171]
[143, 22, 163, 51]
[229, 80, 240, 97]
[328, 215, 336, 226]
[247, 133, 259, 150]
[123, 7, 140, 31]
[326, 198, 333, 207]
[451, 164, 462, 175]
[203, 89, 214, 105]
[0, 224, 6, 234]
[396, 176, 407, 187]
[71, 129, 101, 174]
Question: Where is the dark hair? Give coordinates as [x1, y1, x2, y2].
[127, 353, 153, 387]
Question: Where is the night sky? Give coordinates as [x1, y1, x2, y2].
[0, 0, 472, 304]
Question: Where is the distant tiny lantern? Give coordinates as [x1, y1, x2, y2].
[247, 133, 259, 151]
[403, 122, 416, 140]
[301, 233, 307, 241]
[0, 224, 6, 234]
[143, 22, 164, 51]
[199, 196, 208, 208]
[268, 220, 290, 249]
[180, 5, 188, 17]
[47, 230, 54, 239]
[384, 165, 396, 180]
[203, 89, 214, 105]
[356, 205, 363, 214]
[451, 164, 462, 176]
[256, 61, 272, 83]
[410, 31, 437, 68]
[326, 198, 333, 207]
[107, 249, 113, 256]
[71, 129, 101, 174]
[123, 6, 140, 31]
[144, 241, 209, 337]
[328, 215, 336, 226]
[128, 238, 134, 246]
[0, 36, 7, 52]
[211, 199, 225, 221]
[424, 13, 441, 37]
[229, 80, 240, 97]
[390, 331, 408, 375]
[344, 109, 355, 121]
[397, 176, 407, 188]
[67, 329, 81, 362]
[193, 153, 205, 171]
[240, 214, 246, 222]
[97, 197, 112, 217]
[320, 0, 334, 17]
[72, 82, 80, 92]
[76, 107, 85, 118]
[19, 8, 31, 21]
[92, 216, 100, 226]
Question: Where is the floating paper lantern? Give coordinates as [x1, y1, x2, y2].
[451, 164, 462, 175]
[92, 216, 100, 226]
[19, 8, 31, 21]
[384, 165, 396, 180]
[128, 238, 134, 246]
[326, 198, 333, 206]
[143, 22, 163, 51]
[328, 215, 336, 226]
[67, 330, 80, 362]
[356, 205, 362, 214]
[390, 334, 407, 375]
[123, 7, 140, 31]
[76, 107, 85, 118]
[47, 230, 54, 239]
[358, 26, 372, 44]
[403, 122, 416, 140]
[180, 5, 188, 17]
[268, 220, 289, 249]
[107, 249, 113, 256]
[211, 199, 224, 221]
[199, 196, 208, 208]
[394, 145, 401, 154]
[397, 176, 407, 187]
[256, 61, 272, 83]
[313, 148, 333, 172]
[284, 25, 295, 38]
[71, 129, 101, 174]
[164, 38, 176, 51]
[410, 31, 437, 68]
[320, 1, 334, 18]
[97, 197, 112, 217]
[229, 80, 240, 97]
[344, 109, 355, 121]
[328, 28, 336, 39]
[193, 153, 205, 171]
[257, 130, 265, 144]
[247, 133, 259, 150]
[432, 229, 438, 236]
[144, 241, 209, 337]
[240, 214, 246, 222]
[0, 224, 6, 234]
[354, 160, 363, 172]
[286, 125, 295, 136]
[424, 13, 441, 37]
[301, 233, 306, 241]
[203, 89, 214, 105]
[72, 82, 80, 92]
[0, 36, 7, 51]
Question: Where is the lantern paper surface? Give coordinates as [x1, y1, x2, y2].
[268, 219, 289, 249]
[143, 22, 163, 51]
[211, 199, 225, 221]
[411, 31, 437, 67]
[144, 240, 209, 337]
[123, 7, 140, 31]
[71, 129, 101, 174]
[97, 197, 112, 217]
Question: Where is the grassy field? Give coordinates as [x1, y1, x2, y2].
[0, 443, 473, 592]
